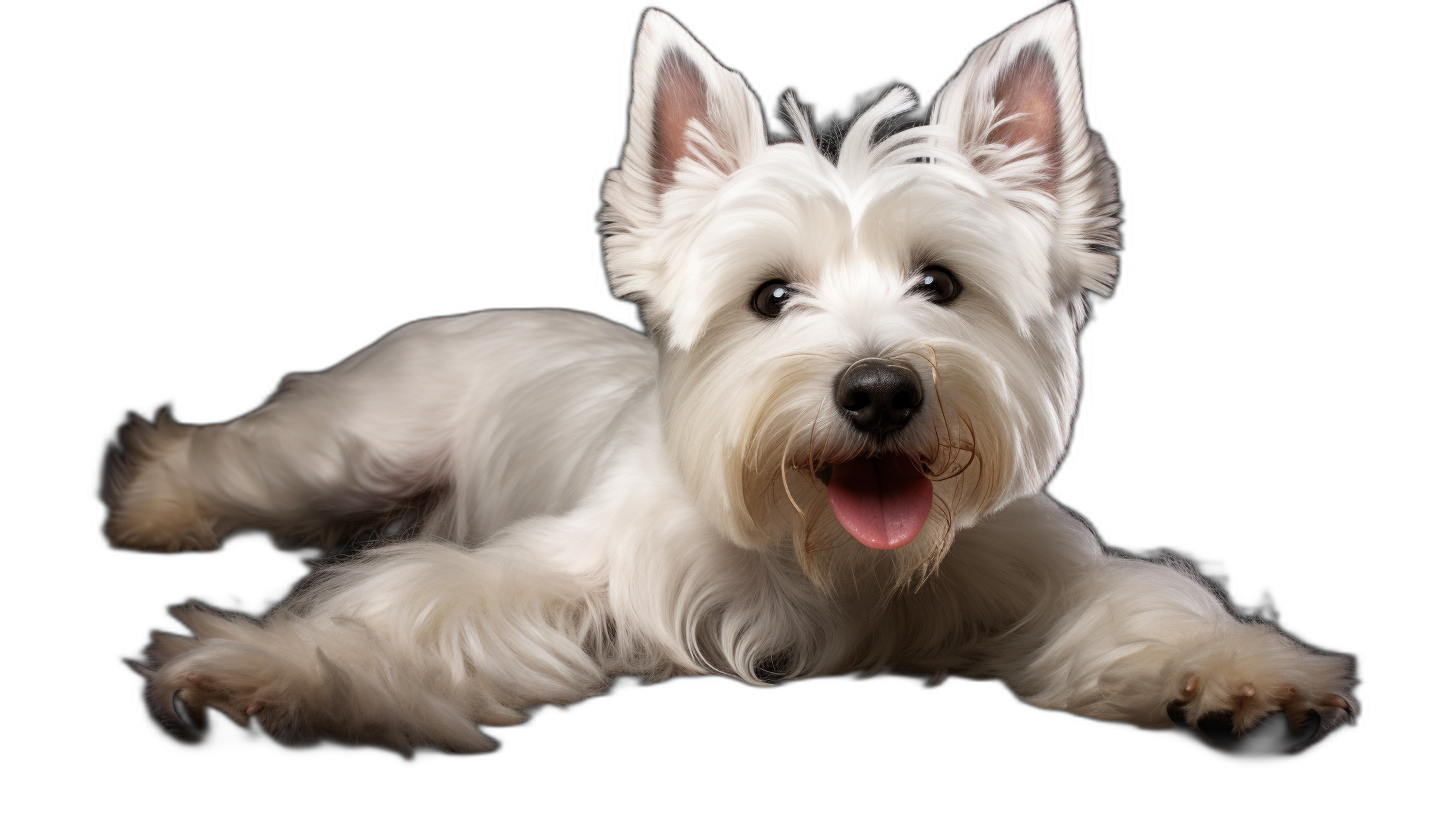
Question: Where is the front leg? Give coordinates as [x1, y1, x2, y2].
[957, 497, 1357, 746]
[133, 521, 611, 753]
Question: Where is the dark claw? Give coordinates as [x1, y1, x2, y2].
[1193, 711, 1240, 751]
[171, 687, 260, 746]
[1333, 693, 1356, 725]
[1287, 708, 1322, 746]
[173, 687, 205, 740]
[1164, 699, 1188, 728]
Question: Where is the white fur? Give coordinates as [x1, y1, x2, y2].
[106, 3, 1355, 753]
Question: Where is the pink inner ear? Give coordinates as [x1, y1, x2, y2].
[652, 50, 709, 197]
[991, 47, 1061, 194]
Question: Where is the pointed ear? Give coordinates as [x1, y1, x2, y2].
[930, 2, 1121, 297]
[601, 10, 766, 306]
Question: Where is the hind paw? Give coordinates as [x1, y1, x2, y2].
[170, 673, 273, 743]
[136, 641, 368, 751]
[101, 408, 220, 552]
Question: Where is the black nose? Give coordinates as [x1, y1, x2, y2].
[835, 358, 923, 436]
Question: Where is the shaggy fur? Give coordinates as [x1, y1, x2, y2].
[104, 2, 1356, 754]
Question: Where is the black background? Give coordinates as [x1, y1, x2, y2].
[59, 0, 1397, 798]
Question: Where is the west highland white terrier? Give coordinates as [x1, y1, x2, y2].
[103, 2, 1357, 754]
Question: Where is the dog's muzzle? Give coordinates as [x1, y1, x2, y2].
[824, 358, 932, 550]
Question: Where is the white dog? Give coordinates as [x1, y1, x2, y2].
[104, 2, 1356, 754]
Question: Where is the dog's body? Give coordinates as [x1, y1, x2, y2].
[104, 3, 1356, 753]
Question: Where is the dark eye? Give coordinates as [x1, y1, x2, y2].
[912, 265, 961, 304]
[752, 279, 793, 318]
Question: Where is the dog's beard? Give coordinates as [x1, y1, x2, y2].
[738, 342, 1017, 596]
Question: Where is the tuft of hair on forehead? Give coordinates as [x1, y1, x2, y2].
[773, 85, 978, 191]
[839, 87, 937, 186]
[773, 89, 816, 149]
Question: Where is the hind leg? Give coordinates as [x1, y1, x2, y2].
[102, 321, 469, 551]
[133, 527, 611, 753]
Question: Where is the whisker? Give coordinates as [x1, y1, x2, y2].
[780, 426, 806, 517]
[903, 342, 969, 482]
[805, 401, 826, 475]
[960, 408, 986, 495]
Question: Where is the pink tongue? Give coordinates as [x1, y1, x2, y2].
[826, 454, 933, 549]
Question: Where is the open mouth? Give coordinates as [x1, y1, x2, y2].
[819, 453, 933, 550]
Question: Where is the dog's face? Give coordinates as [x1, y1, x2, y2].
[600, 3, 1120, 591]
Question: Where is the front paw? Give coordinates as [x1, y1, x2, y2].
[1168, 626, 1357, 748]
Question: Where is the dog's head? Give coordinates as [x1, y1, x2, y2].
[600, 3, 1119, 592]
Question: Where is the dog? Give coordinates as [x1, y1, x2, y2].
[102, 2, 1357, 754]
